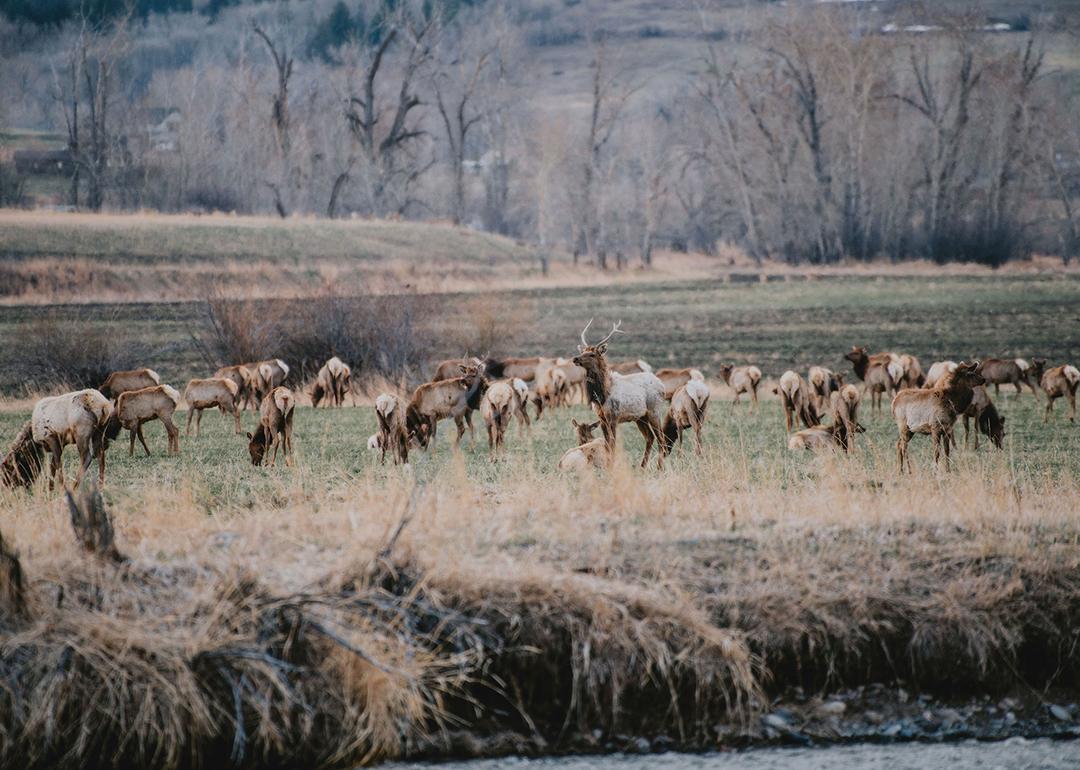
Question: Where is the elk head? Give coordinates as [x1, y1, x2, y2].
[247, 430, 269, 466]
[717, 364, 733, 383]
[844, 346, 869, 365]
[954, 361, 986, 388]
[572, 319, 624, 371]
[571, 418, 600, 444]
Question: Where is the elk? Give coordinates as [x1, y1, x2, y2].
[432, 357, 470, 382]
[557, 419, 610, 472]
[787, 421, 864, 452]
[114, 384, 181, 456]
[777, 371, 819, 432]
[310, 357, 353, 408]
[480, 381, 516, 460]
[214, 365, 257, 411]
[655, 367, 705, 400]
[924, 361, 957, 389]
[482, 356, 542, 382]
[661, 380, 710, 455]
[374, 393, 414, 465]
[2, 422, 44, 488]
[183, 377, 241, 436]
[808, 366, 844, 412]
[1041, 364, 1079, 423]
[718, 364, 762, 413]
[31, 389, 114, 489]
[100, 368, 161, 399]
[529, 358, 560, 419]
[554, 358, 587, 405]
[253, 359, 290, 400]
[248, 387, 296, 467]
[891, 361, 984, 472]
[844, 346, 897, 413]
[898, 354, 925, 389]
[609, 359, 653, 375]
[511, 378, 532, 435]
[976, 358, 1042, 397]
[959, 385, 1005, 450]
[829, 384, 861, 452]
[572, 320, 666, 469]
[408, 361, 488, 450]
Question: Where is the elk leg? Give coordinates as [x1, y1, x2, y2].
[232, 403, 242, 434]
[185, 408, 194, 436]
[47, 436, 63, 491]
[751, 386, 759, 413]
[163, 416, 179, 454]
[1068, 390, 1076, 422]
[194, 408, 204, 436]
[74, 433, 93, 488]
[636, 419, 654, 469]
[466, 410, 475, 442]
[963, 415, 971, 448]
[730, 393, 739, 413]
[128, 427, 138, 456]
[1045, 395, 1054, 424]
[994, 383, 1000, 396]
[379, 432, 388, 465]
[136, 424, 151, 456]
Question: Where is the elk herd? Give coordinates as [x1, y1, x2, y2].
[2, 325, 1078, 490]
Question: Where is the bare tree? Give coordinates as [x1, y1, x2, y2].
[253, 24, 295, 217]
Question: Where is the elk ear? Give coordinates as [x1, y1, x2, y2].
[577, 344, 586, 353]
[458, 365, 468, 375]
[596, 342, 608, 355]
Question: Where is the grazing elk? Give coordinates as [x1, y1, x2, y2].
[100, 368, 161, 399]
[248, 387, 296, 467]
[572, 320, 666, 469]
[2, 422, 44, 488]
[655, 367, 705, 400]
[718, 364, 762, 413]
[661, 379, 710, 455]
[184, 377, 241, 436]
[808, 366, 844, 412]
[31, 389, 114, 489]
[1041, 364, 1079, 423]
[829, 384, 861, 452]
[777, 371, 820, 432]
[959, 385, 1005, 450]
[310, 356, 353, 408]
[609, 359, 653, 375]
[114, 384, 182, 456]
[897, 354, 925, 389]
[480, 381, 516, 460]
[557, 419, 610, 472]
[787, 421, 864, 452]
[511, 378, 532, 435]
[214, 365, 257, 411]
[253, 359, 290, 400]
[891, 361, 984, 472]
[924, 361, 958, 389]
[976, 358, 1042, 397]
[374, 393, 414, 465]
[844, 346, 897, 413]
[408, 361, 488, 450]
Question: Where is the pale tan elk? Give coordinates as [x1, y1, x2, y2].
[844, 346, 896, 413]
[808, 366, 844, 412]
[253, 359, 290, 400]
[247, 387, 296, 467]
[976, 358, 1042, 397]
[530, 358, 560, 419]
[214, 365, 258, 411]
[572, 320, 666, 469]
[511, 378, 532, 435]
[924, 361, 958, 389]
[310, 357, 353, 408]
[1041, 364, 1079, 423]
[661, 379, 710, 455]
[891, 362, 984, 472]
[787, 421, 864, 452]
[829, 384, 861, 452]
[777, 371, 820, 432]
[100, 368, 161, 399]
[718, 364, 762, 413]
[557, 419, 610, 472]
[183, 377, 241, 436]
[31, 389, 114, 489]
[554, 358, 587, 405]
[959, 385, 1005, 450]
[480, 381, 516, 460]
[408, 361, 488, 450]
[374, 393, 415, 465]
[898, 354, 925, 389]
[114, 384, 181, 456]
[609, 359, 653, 375]
[655, 367, 705, 400]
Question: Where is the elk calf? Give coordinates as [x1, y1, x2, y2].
[100, 368, 161, 399]
[184, 378, 241, 436]
[844, 347, 897, 413]
[808, 366, 843, 412]
[115, 384, 181, 456]
[31, 389, 114, 489]
[777, 371, 819, 432]
[661, 380, 710, 455]
[480, 381, 516, 460]
[787, 421, 864, 452]
[1041, 364, 1079, 423]
[408, 361, 487, 450]
[891, 362, 984, 472]
[248, 387, 296, 467]
[557, 419, 610, 472]
[718, 364, 762, 413]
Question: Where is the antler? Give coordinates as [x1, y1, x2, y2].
[595, 320, 624, 347]
[580, 318, 594, 348]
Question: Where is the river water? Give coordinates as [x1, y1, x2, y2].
[383, 738, 1080, 770]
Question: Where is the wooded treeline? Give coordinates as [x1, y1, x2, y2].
[1, 0, 1077, 265]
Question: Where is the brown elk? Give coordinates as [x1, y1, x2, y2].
[718, 364, 762, 413]
[310, 356, 353, 408]
[787, 421, 864, 452]
[777, 371, 820, 432]
[114, 384, 182, 456]
[214, 365, 257, 410]
[31, 389, 114, 489]
[408, 361, 488, 450]
[1, 421, 44, 488]
[828, 384, 861, 452]
[808, 366, 844, 412]
[609, 359, 653, 375]
[554, 358, 587, 405]
[655, 367, 705, 400]
[959, 385, 1005, 450]
[529, 358, 560, 419]
[482, 356, 543, 382]
[844, 346, 898, 413]
[373, 393, 415, 465]
[572, 320, 667, 469]
[897, 354, 925, 389]
[183, 377, 241, 436]
[557, 419, 610, 472]
[253, 359, 290, 400]
[976, 358, 1042, 397]
[1041, 364, 1079, 423]
[480, 381, 516, 460]
[661, 380, 710, 455]
[100, 368, 161, 399]
[891, 361, 984, 472]
[247, 387, 296, 467]
[924, 361, 957, 389]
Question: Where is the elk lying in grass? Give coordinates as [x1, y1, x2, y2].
[959, 385, 1005, 450]
[844, 346, 897, 413]
[31, 389, 114, 489]
[891, 361, 984, 472]
[656, 367, 705, 400]
[557, 419, 610, 472]
[1, 422, 44, 488]
[776, 371, 820, 432]
[924, 361, 957, 389]
[248, 387, 296, 467]
[480, 381, 517, 460]
[787, 421, 864, 452]
[718, 364, 762, 413]
[808, 366, 844, 412]
[408, 361, 487, 450]
[829, 384, 861, 452]
[573, 320, 666, 469]
[183, 377, 241, 436]
[976, 358, 1043, 397]
[1041, 364, 1079, 423]
[214, 364, 257, 410]
[253, 359, 290, 400]
[661, 380, 710, 455]
[374, 393, 416, 465]
[100, 368, 161, 399]
[114, 384, 181, 456]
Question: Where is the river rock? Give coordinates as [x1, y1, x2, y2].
[1049, 704, 1072, 722]
[818, 701, 846, 716]
[763, 713, 791, 730]
[880, 722, 902, 738]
